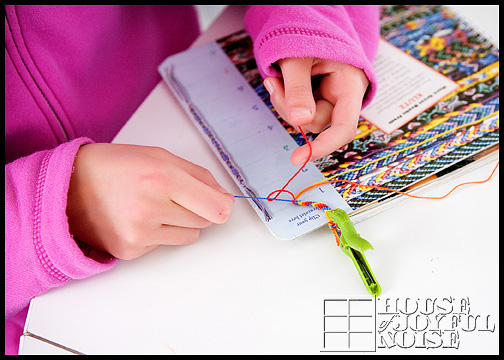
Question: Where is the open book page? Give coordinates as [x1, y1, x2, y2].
[160, 5, 499, 233]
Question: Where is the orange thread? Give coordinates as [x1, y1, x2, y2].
[294, 161, 499, 201]
[242, 128, 497, 248]
[262, 123, 498, 205]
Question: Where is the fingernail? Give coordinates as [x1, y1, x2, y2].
[289, 108, 312, 122]
[218, 186, 233, 196]
[291, 158, 302, 166]
[291, 154, 307, 166]
[263, 79, 274, 95]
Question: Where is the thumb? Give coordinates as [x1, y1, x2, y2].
[278, 57, 316, 126]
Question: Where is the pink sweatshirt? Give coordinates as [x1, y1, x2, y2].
[5, 5, 379, 354]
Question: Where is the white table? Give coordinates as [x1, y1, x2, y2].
[20, 5, 499, 354]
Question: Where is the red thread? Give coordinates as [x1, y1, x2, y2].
[267, 127, 313, 202]
[267, 189, 296, 202]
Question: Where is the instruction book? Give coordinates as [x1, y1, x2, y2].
[159, 5, 499, 238]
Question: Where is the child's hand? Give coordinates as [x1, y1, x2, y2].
[66, 143, 235, 260]
[263, 57, 369, 165]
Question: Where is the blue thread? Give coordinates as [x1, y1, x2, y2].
[234, 195, 293, 203]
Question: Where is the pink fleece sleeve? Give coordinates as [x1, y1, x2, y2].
[5, 138, 117, 321]
[244, 5, 380, 108]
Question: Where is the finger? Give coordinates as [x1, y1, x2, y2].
[290, 125, 353, 166]
[313, 95, 361, 157]
[290, 96, 360, 165]
[149, 150, 234, 224]
[278, 58, 316, 126]
[310, 122, 357, 161]
[156, 200, 213, 229]
[168, 170, 235, 224]
[264, 77, 288, 122]
[266, 78, 333, 135]
[317, 63, 369, 105]
[166, 153, 232, 195]
[303, 98, 334, 134]
[154, 225, 201, 246]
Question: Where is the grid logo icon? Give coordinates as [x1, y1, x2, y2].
[322, 298, 376, 352]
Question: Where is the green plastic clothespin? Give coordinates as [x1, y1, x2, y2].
[325, 209, 381, 297]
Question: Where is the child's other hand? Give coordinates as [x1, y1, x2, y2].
[263, 57, 369, 165]
[66, 143, 234, 260]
